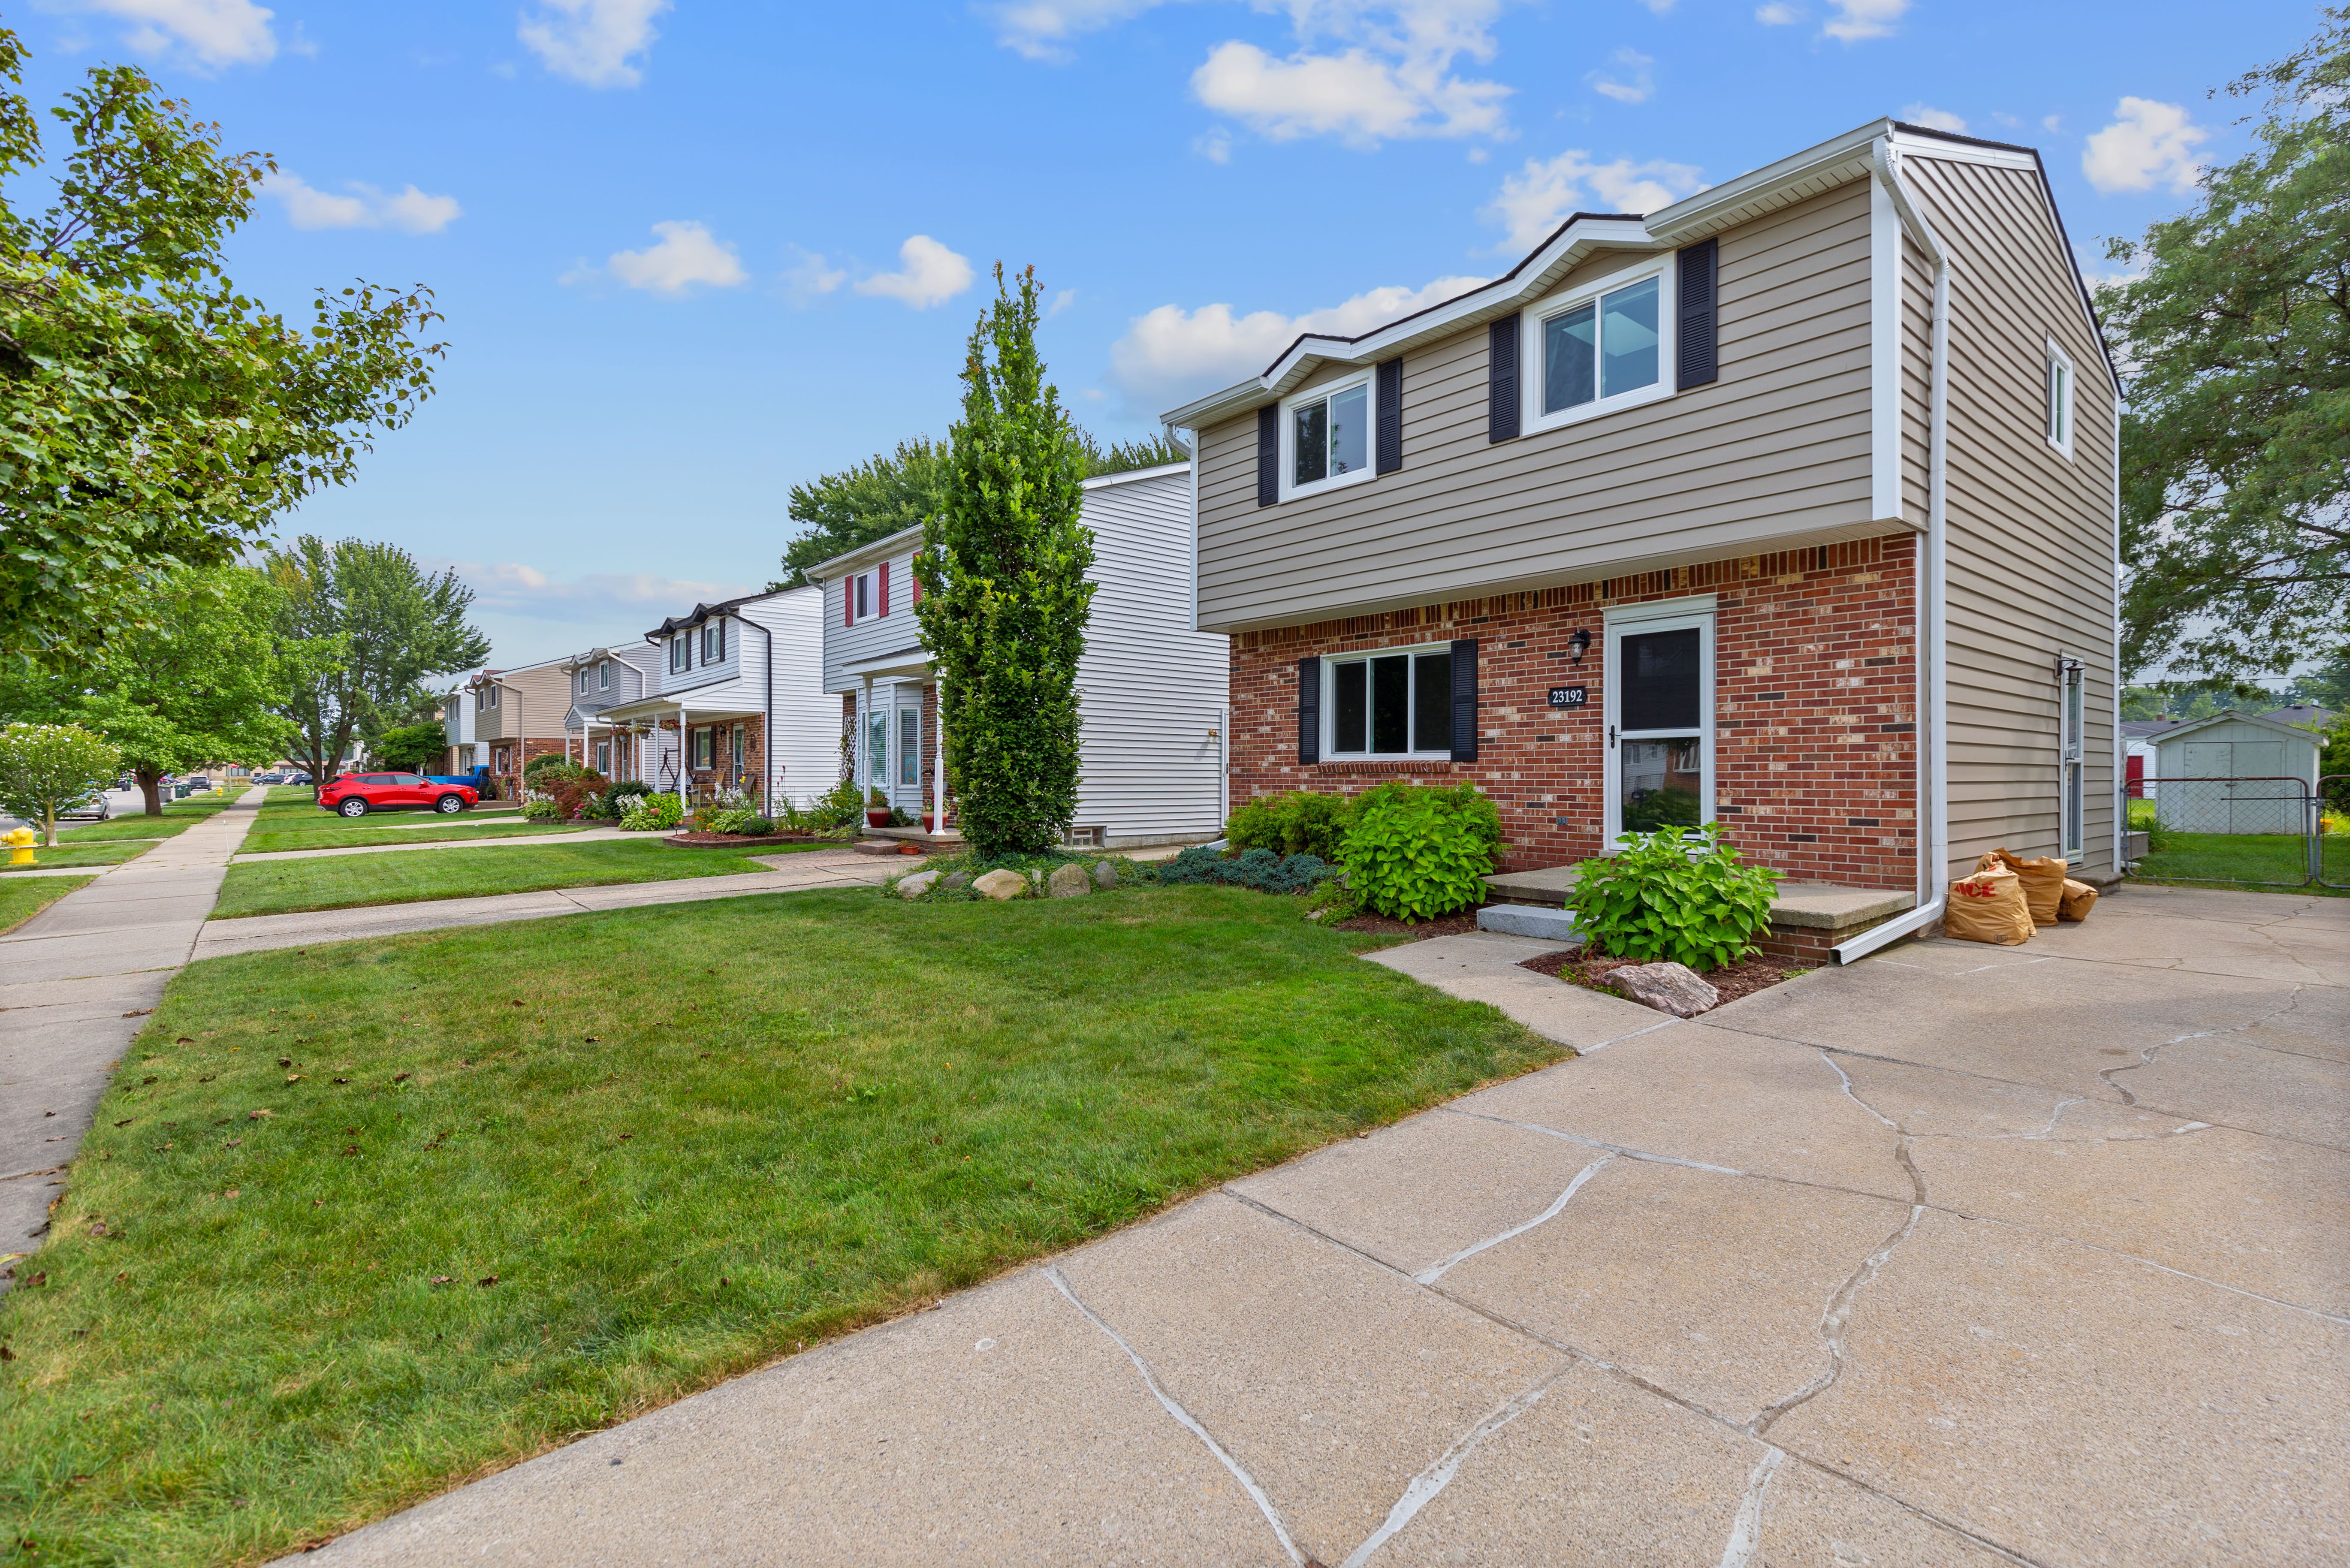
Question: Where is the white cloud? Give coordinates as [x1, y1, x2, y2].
[1901, 103, 1967, 133]
[82, 0, 275, 68]
[449, 561, 752, 626]
[568, 221, 747, 294]
[1196, 128, 1234, 163]
[1483, 148, 1704, 251]
[1111, 274, 1487, 416]
[1588, 48, 1654, 106]
[1192, 38, 1508, 144]
[1047, 288, 1078, 318]
[1754, 3, 1801, 22]
[782, 247, 848, 305]
[1821, 0, 1906, 42]
[519, 0, 668, 87]
[1637, 0, 1676, 10]
[2082, 97, 2210, 195]
[262, 173, 461, 234]
[990, 0, 1164, 61]
[853, 236, 976, 309]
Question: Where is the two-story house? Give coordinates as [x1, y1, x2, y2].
[558, 643, 662, 779]
[809, 463, 1231, 848]
[464, 656, 574, 797]
[594, 585, 840, 814]
[1165, 119, 2120, 957]
[439, 681, 480, 775]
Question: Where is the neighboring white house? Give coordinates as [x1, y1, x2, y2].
[809, 462, 1231, 847]
[440, 682, 480, 775]
[594, 584, 839, 814]
[2146, 710, 2323, 834]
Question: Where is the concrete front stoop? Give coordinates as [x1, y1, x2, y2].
[1481, 865, 1917, 963]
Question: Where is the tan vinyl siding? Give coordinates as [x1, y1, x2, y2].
[1195, 181, 1882, 633]
[1907, 154, 2119, 877]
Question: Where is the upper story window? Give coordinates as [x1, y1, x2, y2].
[480, 684, 499, 709]
[1529, 265, 1671, 433]
[669, 635, 689, 674]
[1325, 644, 1453, 758]
[702, 618, 727, 662]
[598, 660, 610, 691]
[2045, 338, 2075, 460]
[1282, 373, 1373, 501]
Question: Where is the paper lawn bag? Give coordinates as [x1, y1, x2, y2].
[2059, 878, 2099, 922]
[1978, 849, 2066, 927]
[1946, 865, 2033, 945]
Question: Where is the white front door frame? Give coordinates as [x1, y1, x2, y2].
[1602, 597, 1717, 852]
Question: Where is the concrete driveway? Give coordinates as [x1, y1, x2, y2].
[299, 884, 2346, 1567]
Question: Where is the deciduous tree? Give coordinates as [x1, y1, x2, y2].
[914, 266, 1095, 856]
[0, 721, 118, 845]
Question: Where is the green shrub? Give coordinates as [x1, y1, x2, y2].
[606, 780, 653, 803]
[1567, 823, 1779, 971]
[519, 797, 562, 822]
[1339, 786, 1500, 923]
[1303, 877, 1363, 924]
[524, 754, 582, 782]
[618, 793, 685, 832]
[1158, 846, 1332, 894]
[1225, 790, 1355, 860]
[811, 778, 864, 830]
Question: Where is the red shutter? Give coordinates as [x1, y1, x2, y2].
[878, 561, 890, 617]
[911, 556, 923, 604]
[844, 578, 853, 627]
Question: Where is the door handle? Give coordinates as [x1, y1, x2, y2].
[1608, 725, 1616, 750]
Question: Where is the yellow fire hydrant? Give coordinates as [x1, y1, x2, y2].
[4, 826, 36, 867]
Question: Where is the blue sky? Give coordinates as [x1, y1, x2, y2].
[14, 0, 2323, 664]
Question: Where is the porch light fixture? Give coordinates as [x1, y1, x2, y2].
[1569, 628, 1591, 664]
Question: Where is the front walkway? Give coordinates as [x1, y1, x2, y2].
[298, 884, 2347, 1567]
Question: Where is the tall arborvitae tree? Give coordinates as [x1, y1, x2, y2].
[914, 265, 1095, 856]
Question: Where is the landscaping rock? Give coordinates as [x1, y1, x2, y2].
[1476, 904, 1581, 943]
[941, 871, 971, 891]
[1092, 860, 1119, 890]
[1603, 961, 1721, 1018]
[972, 869, 1029, 901]
[1047, 863, 1092, 899]
[896, 870, 939, 900]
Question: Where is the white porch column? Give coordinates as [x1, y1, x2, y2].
[859, 675, 873, 799]
[931, 675, 945, 832]
[677, 705, 690, 813]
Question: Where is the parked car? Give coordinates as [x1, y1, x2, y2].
[185, 777, 214, 795]
[288, 772, 313, 786]
[318, 772, 479, 817]
[254, 772, 287, 784]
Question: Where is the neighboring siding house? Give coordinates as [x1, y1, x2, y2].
[810, 464, 1230, 847]
[1165, 119, 2120, 949]
[557, 644, 662, 780]
[465, 656, 573, 796]
[440, 684, 480, 775]
[594, 585, 838, 813]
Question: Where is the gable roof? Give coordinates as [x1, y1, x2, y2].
[640, 584, 815, 643]
[2151, 709, 2326, 746]
[2264, 705, 2339, 730]
[1161, 117, 2115, 431]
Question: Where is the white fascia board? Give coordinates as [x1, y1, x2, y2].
[1081, 460, 1191, 490]
[1643, 118, 1890, 242]
[804, 524, 924, 581]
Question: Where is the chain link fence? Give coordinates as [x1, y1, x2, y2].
[2125, 775, 2348, 889]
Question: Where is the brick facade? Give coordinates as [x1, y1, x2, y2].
[1228, 536, 1920, 889]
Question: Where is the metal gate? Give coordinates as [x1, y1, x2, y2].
[2127, 775, 2343, 889]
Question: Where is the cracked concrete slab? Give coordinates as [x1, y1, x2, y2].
[1361, 932, 1668, 1050]
[1052, 1191, 1561, 1568]
[1769, 1208, 2350, 1568]
[1454, 1027, 1916, 1200]
[1754, 1458, 2021, 1566]
[303, 1266, 1294, 1567]
[2113, 1034, 2350, 1149]
[1436, 1156, 1912, 1429]
[1225, 1108, 1607, 1280]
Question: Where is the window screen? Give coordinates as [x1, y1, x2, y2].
[1620, 627, 1701, 731]
[1333, 660, 1368, 753]
[1412, 651, 1452, 752]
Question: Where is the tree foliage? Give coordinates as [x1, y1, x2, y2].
[0, 29, 444, 663]
[266, 537, 488, 790]
[0, 721, 118, 845]
[2102, 9, 2350, 676]
[370, 721, 449, 773]
[915, 266, 1095, 856]
[1074, 427, 1190, 477]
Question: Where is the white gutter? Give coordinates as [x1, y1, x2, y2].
[2111, 380, 2126, 874]
[1831, 897, 1948, 964]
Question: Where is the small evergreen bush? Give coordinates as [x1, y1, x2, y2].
[1568, 823, 1780, 971]
[1225, 790, 1355, 861]
[1158, 845, 1331, 894]
[1340, 787, 1499, 923]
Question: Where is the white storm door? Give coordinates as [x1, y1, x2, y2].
[1603, 607, 1715, 851]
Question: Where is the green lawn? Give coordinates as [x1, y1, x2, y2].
[0, 884, 1557, 1566]
[2130, 829, 2323, 890]
[0, 874, 93, 932]
[211, 838, 812, 918]
[238, 821, 592, 855]
[56, 796, 242, 844]
[0, 840, 158, 873]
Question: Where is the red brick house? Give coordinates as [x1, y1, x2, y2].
[1164, 119, 2120, 958]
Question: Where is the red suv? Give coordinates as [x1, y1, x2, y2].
[319, 772, 479, 818]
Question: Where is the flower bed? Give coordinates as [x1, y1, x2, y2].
[661, 831, 820, 848]
[1517, 947, 1804, 1004]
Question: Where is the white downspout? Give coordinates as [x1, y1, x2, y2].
[677, 704, 690, 815]
[2111, 387, 2126, 875]
[1838, 138, 1953, 964]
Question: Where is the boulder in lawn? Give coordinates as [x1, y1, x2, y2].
[1047, 862, 1092, 899]
[973, 868, 1029, 901]
[942, 871, 971, 891]
[896, 869, 939, 900]
[1092, 860, 1119, 890]
[1603, 961, 1721, 1018]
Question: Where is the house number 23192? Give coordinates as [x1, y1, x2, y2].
[1547, 686, 1589, 709]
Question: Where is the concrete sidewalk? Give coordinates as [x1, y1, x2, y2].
[298, 882, 2348, 1568]
[0, 787, 269, 1257]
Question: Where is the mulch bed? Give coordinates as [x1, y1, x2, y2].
[662, 832, 821, 848]
[1517, 947, 1804, 1004]
[1330, 909, 1484, 939]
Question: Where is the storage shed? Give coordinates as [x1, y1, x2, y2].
[2146, 711, 2322, 834]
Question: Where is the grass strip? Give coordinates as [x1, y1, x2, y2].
[238, 822, 593, 855]
[0, 873, 94, 932]
[0, 841, 157, 873]
[55, 798, 238, 843]
[0, 884, 1557, 1565]
[211, 839, 788, 919]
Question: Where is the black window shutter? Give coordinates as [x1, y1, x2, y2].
[1677, 238, 1719, 390]
[1449, 639, 1479, 762]
[1256, 406, 1279, 507]
[1375, 357, 1403, 474]
[1297, 657, 1320, 765]
[1487, 317, 1520, 442]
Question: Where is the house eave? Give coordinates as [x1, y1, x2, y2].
[805, 525, 924, 582]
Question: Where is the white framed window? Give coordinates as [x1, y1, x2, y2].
[1323, 642, 1455, 759]
[2045, 338, 2075, 459]
[670, 635, 689, 674]
[1527, 263, 1674, 434]
[852, 573, 872, 622]
[597, 660, 610, 691]
[483, 684, 499, 709]
[595, 740, 611, 775]
[1603, 600, 1715, 851]
[2059, 656, 2085, 859]
[897, 704, 921, 788]
[1281, 371, 1376, 501]
[691, 727, 715, 770]
[701, 618, 727, 662]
